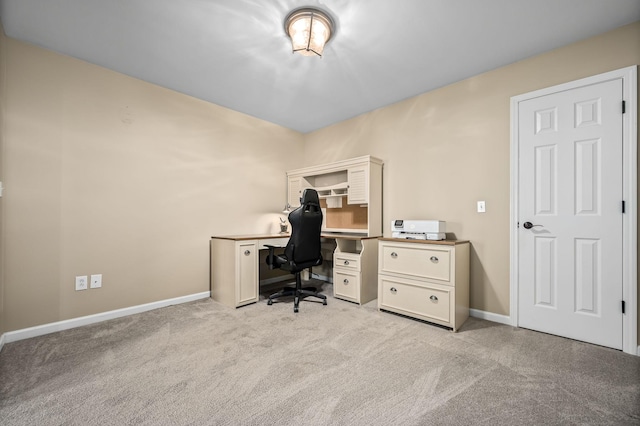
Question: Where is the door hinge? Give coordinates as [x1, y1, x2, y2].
[622, 200, 626, 213]
[622, 300, 626, 314]
[622, 100, 626, 114]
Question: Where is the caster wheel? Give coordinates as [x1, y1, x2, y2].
[323, 300, 327, 306]
[267, 300, 273, 306]
[294, 307, 299, 313]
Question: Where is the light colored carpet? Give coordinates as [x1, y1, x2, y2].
[1, 282, 639, 425]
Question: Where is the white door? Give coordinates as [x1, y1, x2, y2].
[517, 79, 624, 349]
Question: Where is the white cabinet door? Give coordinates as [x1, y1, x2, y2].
[288, 176, 302, 208]
[347, 166, 368, 204]
[237, 241, 258, 306]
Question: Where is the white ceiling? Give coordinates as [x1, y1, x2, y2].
[1, 0, 639, 133]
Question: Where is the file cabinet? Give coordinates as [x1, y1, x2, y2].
[377, 238, 470, 331]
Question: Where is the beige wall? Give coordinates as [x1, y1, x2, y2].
[0, 35, 303, 332]
[0, 23, 5, 334]
[304, 21, 640, 332]
[0, 21, 638, 339]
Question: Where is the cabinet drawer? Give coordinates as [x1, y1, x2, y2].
[334, 269, 360, 301]
[334, 253, 360, 271]
[380, 244, 451, 282]
[379, 277, 451, 324]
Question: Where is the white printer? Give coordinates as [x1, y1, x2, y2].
[391, 220, 446, 240]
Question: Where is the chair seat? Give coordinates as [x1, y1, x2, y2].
[272, 253, 323, 274]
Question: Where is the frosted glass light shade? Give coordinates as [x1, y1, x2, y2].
[285, 8, 334, 57]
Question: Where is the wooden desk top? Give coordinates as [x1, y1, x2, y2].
[211, 233, 289, 241]
[378, 237, 469, 245]
[320, 233, 379, 240]
[211, 233, 379, 241]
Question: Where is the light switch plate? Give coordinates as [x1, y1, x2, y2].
[477, 201, 486, 213]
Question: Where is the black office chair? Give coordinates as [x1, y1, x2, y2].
[265, 188, 327, 313]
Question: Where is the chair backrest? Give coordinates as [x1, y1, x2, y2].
[284, 188, 323, 270]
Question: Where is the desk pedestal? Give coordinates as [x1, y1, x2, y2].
[210, 235, 288, 308]
[333, 237, 379, 305]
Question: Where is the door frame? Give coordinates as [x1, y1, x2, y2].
[510, 66, 638, 355]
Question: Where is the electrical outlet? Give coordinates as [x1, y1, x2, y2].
[477, 200, 486, 213]
[90, 274, 102, 289]
[75, 275, 88, 291]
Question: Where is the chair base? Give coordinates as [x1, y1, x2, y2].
[267, 273, 327, 313]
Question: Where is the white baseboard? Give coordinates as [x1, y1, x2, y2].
[2, 299, 635, 355]
[469, 311, 639, 356]
[2, 291, 210, 345]
[469, 308, 512, 325]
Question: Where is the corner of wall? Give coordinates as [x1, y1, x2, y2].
[0, 19, 7, 337]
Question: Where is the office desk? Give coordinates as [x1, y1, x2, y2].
[210, 233, 379, 308]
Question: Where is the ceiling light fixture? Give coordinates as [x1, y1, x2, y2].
[284, 7, 334, 57]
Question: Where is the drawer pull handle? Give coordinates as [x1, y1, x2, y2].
[391, 252, 398, 258]
[430, 295, 438, 302]
[344, 260, 350, 266]
[343, 279, 349, 284]
[430, 256, 439, 263]
[390, 287, 397, 294]
[244, 250, 251, 256]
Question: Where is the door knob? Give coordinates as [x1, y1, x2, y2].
[523, 221, 542, 229]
